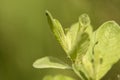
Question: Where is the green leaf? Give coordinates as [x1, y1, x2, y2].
[46, 11, 69, 53]
[67, 14, 92, 60]
[33, 56, 71, 69]
[43, 75, 75, 80]
[93, 21, 120, 79]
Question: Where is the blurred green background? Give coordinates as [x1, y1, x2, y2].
[0, 0, 120, 80]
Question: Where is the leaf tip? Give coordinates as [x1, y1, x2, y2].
[45, 10, 50, 16]
[79, 13, 90, 27]
[45, 10, 53, 20]
[32, 60, 38, 68]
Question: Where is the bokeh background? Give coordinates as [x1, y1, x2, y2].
[0, 0, 120, 80]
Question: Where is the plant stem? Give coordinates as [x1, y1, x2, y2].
[72, 64, 85, 80]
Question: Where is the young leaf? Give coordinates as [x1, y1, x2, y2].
[66, 14, 93, 60]
[65, 23, 80, 60]
[33, 56, 71, 69]
[93, 21, 120, 79]
[43, 75, 75, 80]
[46, 11, 69, 53]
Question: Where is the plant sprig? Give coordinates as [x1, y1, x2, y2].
[33, 11, 120, 80]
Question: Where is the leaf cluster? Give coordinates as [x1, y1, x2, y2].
[33, 11, 120, 80]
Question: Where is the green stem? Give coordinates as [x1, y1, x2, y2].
[72, 64, 85, 80]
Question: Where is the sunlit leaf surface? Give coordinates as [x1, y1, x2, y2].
[33, 56, 71, 69]
[93, 21, 120, 79]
